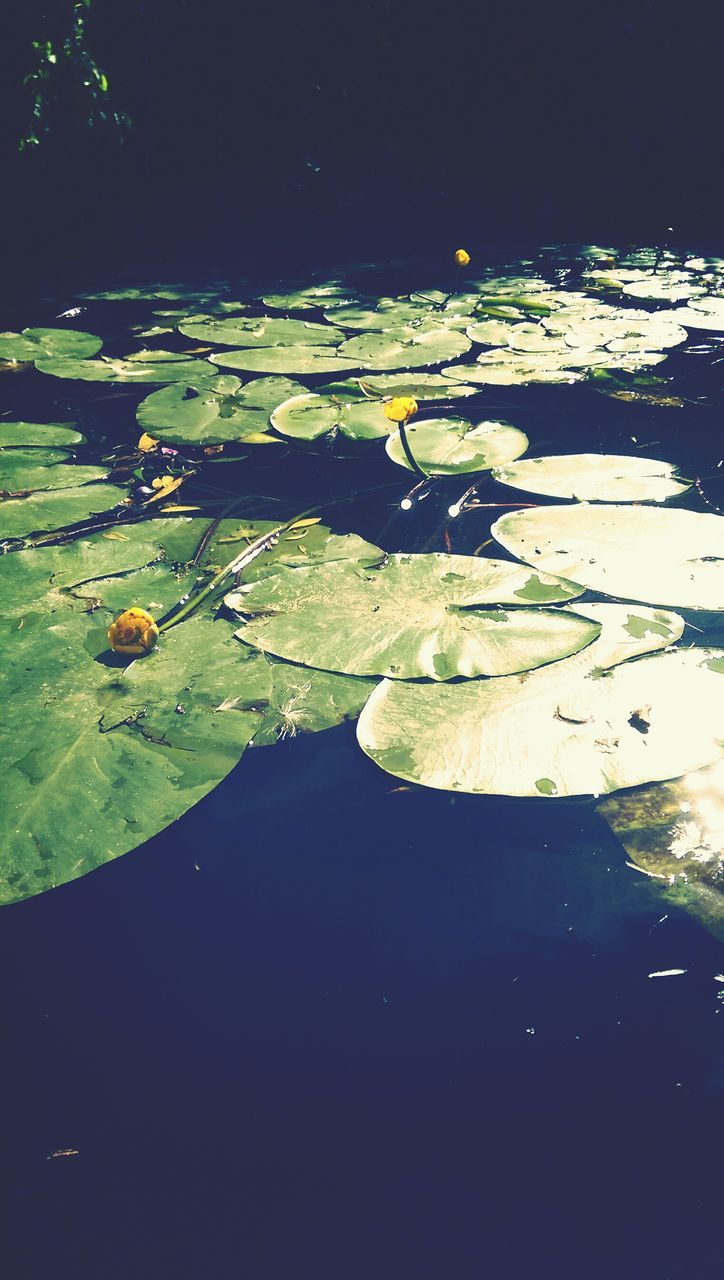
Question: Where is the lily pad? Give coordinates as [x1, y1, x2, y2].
[178, 316, 344, 347]
[209, 346, 360, 376]
[0, 606, 271, 905]
[35, 353, 220, 384]
[356, 604, 724, 799]
[137, 375, 306, 445]
[354, 372, 480, 400]
[338, 327, 471, 371]
[229, 554, 594, 680]
[598, 758, 724, 942]
[252, 662, 376, 746]
[263, 283, 358, 312]
[492, 504, 724, 610]
[270, 393, 389, 441]
[0, 452, 108, 495]
[386, 418, 528, 475]
[492, 454, 690, 503]
[0, 422, 84, 448]
[0, 327, 102, 362]
[0, 483, 128, 540]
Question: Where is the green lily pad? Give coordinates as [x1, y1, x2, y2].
[270, 393, 389, 441]
[0, 327, 102, 363]
[209, 346, 360, 376]
[137, 375, 306, 445]
[0, 483, 129, 541]
[492, 504, 724, 611]
[0, 605, 271, 905]
[0, 422, 84, 448]
[386, 418, 528, 475]
[598, 758, 724, 942]
[337, 326, 471, 370]
[262, 283, 358, 312]
[492, 454, 690, 503]
[323, 299, 458, 331]
[35, 353, 220, 384]
[229, 554, 593, 681]
[356, 604, 724, 799]
[251, 662, 376, 746]
[353, 372, 480, 400]
[178, 315, 344, 347]
[0, 452, 108, 494]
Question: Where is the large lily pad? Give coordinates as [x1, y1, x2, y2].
[356, 605, 724, 799]
[178, 316, 344, 347]
[1, 483, 128, 540]
[229, 554, 595, 680]
[35, 352, 220, 384]
[270, 392, 389, 441]
[338, 326, 471, 371]
[0, 327, 102, 362]
[137, 375, 306, 445]
[386, 417, 528, 475]
[493, 504, 724, 611]
[492, 454, 690, 503]
[0, 607, 271, 905]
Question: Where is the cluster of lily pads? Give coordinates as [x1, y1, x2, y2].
[1, 243, 724, 915]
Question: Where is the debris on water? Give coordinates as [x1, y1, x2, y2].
[648, 968, 687, 978]
[47, 1149, 79, 1160]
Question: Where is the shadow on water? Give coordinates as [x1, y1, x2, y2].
[1, 251, 724, 1278]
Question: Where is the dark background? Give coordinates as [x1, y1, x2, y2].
[1, 0, 723, 294]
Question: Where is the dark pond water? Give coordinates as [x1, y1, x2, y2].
[2, 250, 724, 1278]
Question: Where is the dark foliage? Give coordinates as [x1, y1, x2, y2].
[1, 0, 723, 291]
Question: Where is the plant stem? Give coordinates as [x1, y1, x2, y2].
[156, 506, 318, 633]
[398, 420, 426, 478]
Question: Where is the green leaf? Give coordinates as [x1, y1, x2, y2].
[270, 392, 389, 441]
[337, 326, 471, 370]
[252, 662, 376, 746]
[1, 483, 128, 540]
[492, 504, 724, 611]
[209, 346, 360, 376]
[137, 376, 306, 445]
[0, 328, 102, 362]
[0, 607, 271, 905]
[386, 417, 528, 475]
[492, 453, 690, 503]
[178, 315, 344, 347]
[0, 451, 108, 494]
[229, 554, 593, 680]
[35, 354, 219, 383]
[0, 422, 84, 448]
[356, 604, 723, 799]
[350, 372, 480, 400]
[598, 758, 724, 941]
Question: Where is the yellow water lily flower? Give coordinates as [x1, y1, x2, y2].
[137, 432, 158, 452]
[454, 248, 471, 267]
[108, 607, 159, 656]
[384, 396, 418, 424]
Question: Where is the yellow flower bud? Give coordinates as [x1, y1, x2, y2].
[107, 607, 159, 656]
[454, 248, 471, 267]
[384, 396, 418, 424]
